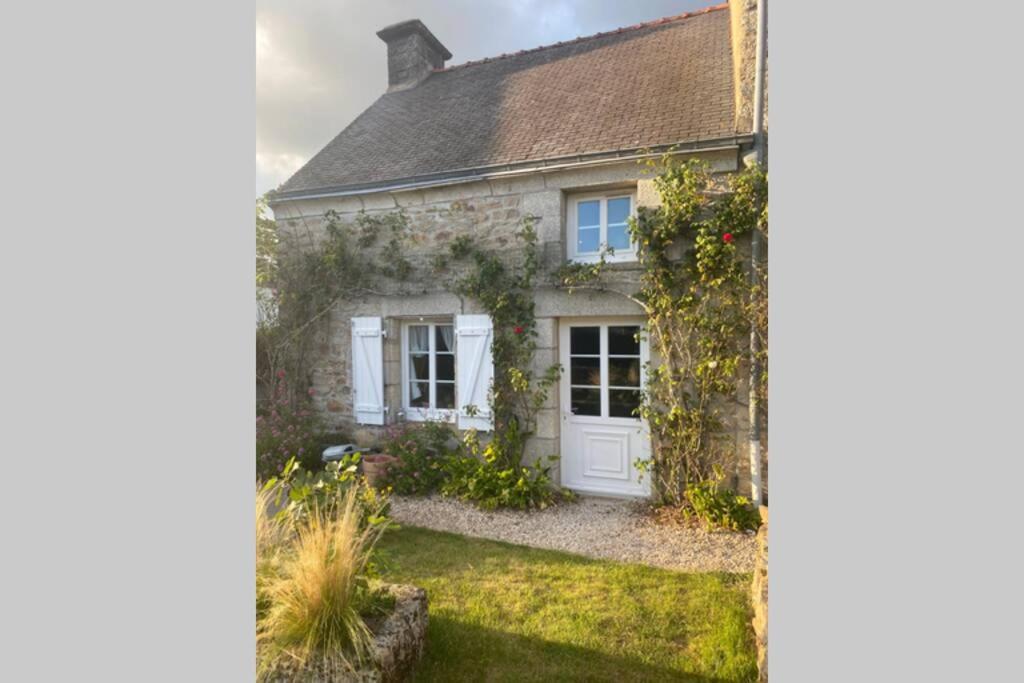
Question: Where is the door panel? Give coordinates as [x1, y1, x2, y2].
[559, 318, 651, 497]
[581, 429, 630, 480]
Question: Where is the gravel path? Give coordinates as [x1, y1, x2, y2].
[389, 494, 756, 573]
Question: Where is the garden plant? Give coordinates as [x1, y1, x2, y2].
[256, 458, 393, 680]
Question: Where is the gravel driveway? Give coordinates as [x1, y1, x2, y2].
[389, 494, 756, 573]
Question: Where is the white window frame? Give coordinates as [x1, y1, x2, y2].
[401, 320, 457, 423]
[565, 321, 646, 421]
[567, 190, 638, 264]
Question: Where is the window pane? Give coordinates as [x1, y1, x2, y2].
[436, 382, 455, 409]
[608, 326, 640, 356]
[435, 325, 454, 353]
[609, 357, 640, 387]
[409, 354, 430, 381]
[577, 226, 599, 253]
[409, 325, 429, 352]
[609, 389, 641, 418]
[571, 388, 601, 416]
[607, 222, 631, 250]
[607, 197, 631, 225]
[409, 382, 430, 408]
[436, 354, 455, 381]
[577, 200, 600, 227]
[570, 326, 599, 355]
[570, 356, 601, 386]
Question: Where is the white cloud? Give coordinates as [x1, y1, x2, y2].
[255, 16, 328, 98]
[256, 150, 307, 182]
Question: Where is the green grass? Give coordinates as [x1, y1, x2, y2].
[377, 525, 757, 682]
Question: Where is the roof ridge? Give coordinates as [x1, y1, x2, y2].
[434, 2, 728, 73]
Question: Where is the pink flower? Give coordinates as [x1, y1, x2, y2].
[513, 325, 524, 335]
[307, 388, 316, 396]
[722, 232, 734, 244]
[276, 369, 286, 379]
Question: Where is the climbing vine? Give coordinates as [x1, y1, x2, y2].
[257, 206, 416, 408]
[259, 204, 562, 477]
[634, 157, 767, 504]
[447, 218, 562, 470]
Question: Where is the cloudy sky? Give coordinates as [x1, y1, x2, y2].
[256, 0, 715, 199]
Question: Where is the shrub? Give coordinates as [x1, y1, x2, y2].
[438, 429, 574, 510]
[379, 421, 455, 495]
[261, 455, 390, 531]
[682, 469, 760, 532]
[257, 487, 388, 679]
[256, 370, 324, 479]
[439, 456, 563, 510]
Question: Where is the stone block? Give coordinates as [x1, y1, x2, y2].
[521, 189, 563, 241]
[361, 193, 399, 211]
[486, 174, 546, 196]
[534, 408, 559, 440]
[534, 316, 557, 349]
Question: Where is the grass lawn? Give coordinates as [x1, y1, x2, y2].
[377, 525, 757, 682]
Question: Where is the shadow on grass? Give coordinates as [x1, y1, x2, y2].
[378, 525, 757, 683]
[415, 616, 742, 683]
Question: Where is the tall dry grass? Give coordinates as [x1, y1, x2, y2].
[257, 486, 293, 622]
[257, 486, 387, 680]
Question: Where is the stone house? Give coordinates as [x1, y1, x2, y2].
[268, 2, 764, 497]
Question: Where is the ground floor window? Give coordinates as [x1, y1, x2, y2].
[402, 320, 456, 420]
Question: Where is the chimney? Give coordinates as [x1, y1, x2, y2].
[376, 19, 452, 92]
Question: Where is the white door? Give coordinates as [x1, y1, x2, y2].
[559, 318, 651, 497]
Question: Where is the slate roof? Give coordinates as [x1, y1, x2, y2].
[276, 4, 737, 198]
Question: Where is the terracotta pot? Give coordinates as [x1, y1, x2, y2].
[362, 453, 400, 488]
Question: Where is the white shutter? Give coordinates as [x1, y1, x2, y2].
[455, 314, 494, 431]
[351, 316, 385, 425]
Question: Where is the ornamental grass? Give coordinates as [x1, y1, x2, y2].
[256, 486, 387, 680]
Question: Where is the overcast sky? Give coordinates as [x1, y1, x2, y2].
[256, 0, 716, 199]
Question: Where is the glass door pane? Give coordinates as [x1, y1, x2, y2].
[607, 325, 641, 419]
[569, 326, 601, 416]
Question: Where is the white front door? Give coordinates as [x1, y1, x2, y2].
[559, 318, 651, 497]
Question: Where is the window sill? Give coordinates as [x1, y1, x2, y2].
[570, 252, 638, 265]
[402, 408, 456, 424]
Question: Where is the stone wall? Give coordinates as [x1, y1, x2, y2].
[270, 151, 753, 489]
[729, 0, 767, 135]
[368, 583, 428, 683]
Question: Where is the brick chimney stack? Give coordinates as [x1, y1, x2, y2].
[376, 19, 452, 92]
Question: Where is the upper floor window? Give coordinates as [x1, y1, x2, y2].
[567, 191, 637, 263]
[402, 320, 456, 421]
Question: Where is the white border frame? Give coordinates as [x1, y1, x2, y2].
[566, 190, 638, 263]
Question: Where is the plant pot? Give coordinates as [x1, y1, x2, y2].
[361, 453, 399, 488]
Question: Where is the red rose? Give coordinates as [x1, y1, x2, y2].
[723, 232, 734, 243]
[513, 326, 524, 335]
[276, 369, 286, 379]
